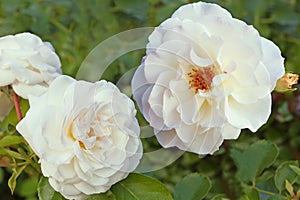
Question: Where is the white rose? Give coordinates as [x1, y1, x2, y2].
[16, 75, 142, 200]
[0, 86, 13, 121]
[0, 32, 62, 99]
[132, 2, 285, 155]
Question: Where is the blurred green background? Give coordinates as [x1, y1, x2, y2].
[0, 0, 300, 199]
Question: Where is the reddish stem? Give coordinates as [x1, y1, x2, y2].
[0, 162, 10, 167]
[13, 92, 22, 121]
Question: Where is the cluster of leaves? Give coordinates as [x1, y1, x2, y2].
[5, 139, 299, 200]
[0, 0, 300, 199]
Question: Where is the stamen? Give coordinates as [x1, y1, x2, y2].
[187, 67, 214, 94]
[79, 141, 86, 150]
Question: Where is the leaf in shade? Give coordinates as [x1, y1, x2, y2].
[230, 140, 279, 182]
[111, 173, 173, 200]
[0, 135, 24, 147]
[8, 165, 27, 194]
[274, 160, 299, 193]
[37, 176, 64, 200]
[86, 191, 116, 200]
[173, 173, 211, 200]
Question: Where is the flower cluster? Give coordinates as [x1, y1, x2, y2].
[0, 33, 142, 199]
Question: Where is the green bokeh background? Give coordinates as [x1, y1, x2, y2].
[0, 0, 299, 199]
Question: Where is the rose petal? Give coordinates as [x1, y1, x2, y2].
[225, 94, 271, 132]
[172, 2, 232, 21]
[221, 123, 241, 139]
[260, 37, 285, 89]
[0, 69, 15, 86]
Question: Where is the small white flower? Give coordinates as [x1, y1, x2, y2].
[132, 2, 285, 155]
[0, 32, 62, 99]
[17, 75, 142, 200]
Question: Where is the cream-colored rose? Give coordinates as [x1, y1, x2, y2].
[17, 75, 142, 200]
[132, 2, 285, 155]
[0, 32, 62, 99]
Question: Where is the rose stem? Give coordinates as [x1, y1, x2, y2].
[13, 92, 23, 121]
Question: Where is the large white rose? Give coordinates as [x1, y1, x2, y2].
[0, 32, 62, 99]
[16, 75, 142, 200]
[132, 2, 285, 155]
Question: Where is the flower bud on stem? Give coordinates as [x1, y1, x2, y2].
[275, 72, 299, 93]
[13, 92, 22, 121]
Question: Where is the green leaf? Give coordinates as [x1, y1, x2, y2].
[2, 148, 24, 160]
[113, 0, 149, 21]
[8, 168, 18, 194]
[274, 161, 299, 193]
[86, 191, 116, 200]
[8, 164, 27, 194]
[15, 175, 39, 197]
[111, 173, 173, 200]
[256, 171, 274, 183]
[0, 135, 24, 147]
[0, 116, 10, 133]
[173, 173, 211, 200]
[7, 99, 29, 127]
[240, 187, 260, 200]
[0, 167, 4, 183]
[271, 9, 300, 25]
[290, 165, 300, 176]
[285, 180, 295, 197]
[230, 140, 279, 182]
[211, 194, 230, 200]
[37, 176, 64, 200]
[267, 194, 286, 200]
[276, 102, 293, 123]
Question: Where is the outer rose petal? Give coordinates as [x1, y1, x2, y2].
[221, 123, 241, 140]
[155, 129, 187, 149]
[260, 37, 285, 89]
[172, 2, 232, 21]
[0, 69, 15, 86]
[156, 125, 224, 155]
[225, 94, 271, 132]
[187, 128, 223, 155]
[132, 61, 147, 95]
[12, 82, 48, 99]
